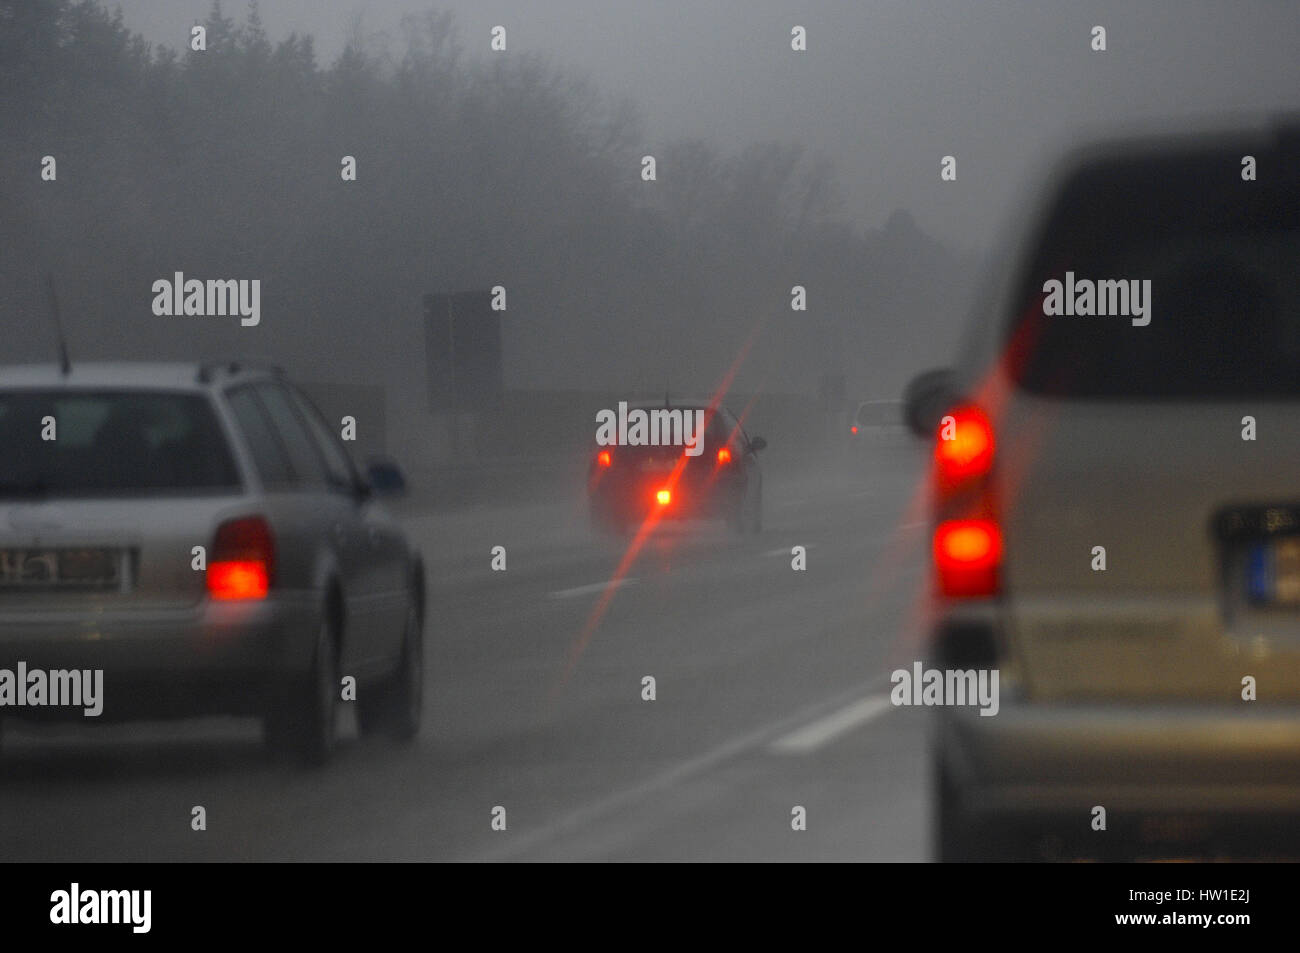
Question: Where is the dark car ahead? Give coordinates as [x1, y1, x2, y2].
[0, 361, 424, 765]
[587, 400, 766, 536]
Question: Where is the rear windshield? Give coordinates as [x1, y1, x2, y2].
[1006, 146, 1300, 398]
[595, 407, 734, 453]
[0, 390, 240, 498]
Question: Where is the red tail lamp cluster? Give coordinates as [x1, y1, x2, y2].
[207, 516, 274, 600]
[932, 405, 1000, 598]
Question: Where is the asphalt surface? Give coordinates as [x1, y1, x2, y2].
[0, 432, 933, 861]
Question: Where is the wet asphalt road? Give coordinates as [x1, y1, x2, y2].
[0, 434, 934, 861]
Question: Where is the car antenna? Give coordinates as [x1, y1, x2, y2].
[45, 272, 71, 376]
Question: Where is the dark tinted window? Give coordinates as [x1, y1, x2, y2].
[0, 391, 239, 498]
[227, 387, 293, 488]
[706, 409, 739, 447]
[286, 387, 357, 490]
[1007, 145, 1300, 398]
[253, 384, 330, 487]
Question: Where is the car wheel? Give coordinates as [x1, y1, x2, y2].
[263, 611, 339, 766]
[730, 485, 761, 535]
[934, 757, 975, 861]
[357, 602, 424, 742]
[933, 756, 1018, 861]
[727, 497, 747, 534]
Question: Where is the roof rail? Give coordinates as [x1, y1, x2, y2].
[196, 359, 285, 383]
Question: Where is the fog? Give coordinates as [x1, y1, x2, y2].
[107, 0, 1300, 248]
[6, 0, 1295, 436]
[4, 0, 1300, 874]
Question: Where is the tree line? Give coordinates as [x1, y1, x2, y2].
[0, 0, 978, 400]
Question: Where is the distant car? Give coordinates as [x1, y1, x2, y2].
[587, 400, 766, 535]
[848, 399, 899, 438]
[848, 401, 869, 438]
[929, 123, 1300, 860]
[0, 361, 424, 765]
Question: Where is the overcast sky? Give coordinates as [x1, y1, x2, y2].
[111, 0, 1300, 252]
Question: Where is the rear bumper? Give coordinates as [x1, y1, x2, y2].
[589, 478, 743, 521]
[0, 593, 319, 720]
[932, 597, 1300, 811]
[938, 700, 1300, 845]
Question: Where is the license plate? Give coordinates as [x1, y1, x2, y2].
[0, 548, 121, 589]
[1247, 537, 1300, 605]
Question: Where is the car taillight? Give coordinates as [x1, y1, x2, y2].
[932, 404, 1000, 598]
[934, 519, 1001, 597]
[850, 425, 858, 434]
[716, 447, 731, 464]
[208, 516, 274, 600]
[597, 450, 612, 468]
[934, 404, 994, 492]
[656, 488, 671, 506]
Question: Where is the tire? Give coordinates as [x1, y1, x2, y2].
[730, 483, 762, 535]
[933, 757, 976, 861]
[357, 602, 424, 742]
[727, 499, 746, 534]
[263, 611, 339, 766]
[933, 757, 1018, 861]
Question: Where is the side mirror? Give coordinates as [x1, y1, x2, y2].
[902, 368, 958, 438]
[750, 436, 768, 453]
[365, 457, 408, 497]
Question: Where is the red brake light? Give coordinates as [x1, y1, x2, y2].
[716, 447, 731, 464]
[207, 561, 269, 600]
[208, 516, 274, 600]
[850, 425, 858, 434]
[934, 519, 1001, 598]
[597, 450, 612, 467]
[934, 405, 994, 490]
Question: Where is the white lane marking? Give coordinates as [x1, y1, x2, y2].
[761, 517, 925, 560]
[547, 578, 637, 599]
[466, 675, 891, 862]
[762, 544, 814, 557]
[768, 694, 891, 754]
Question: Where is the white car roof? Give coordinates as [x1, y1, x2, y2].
[0, 362, 270, 391]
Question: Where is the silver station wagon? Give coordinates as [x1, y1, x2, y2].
[0, 361, 424, 765]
